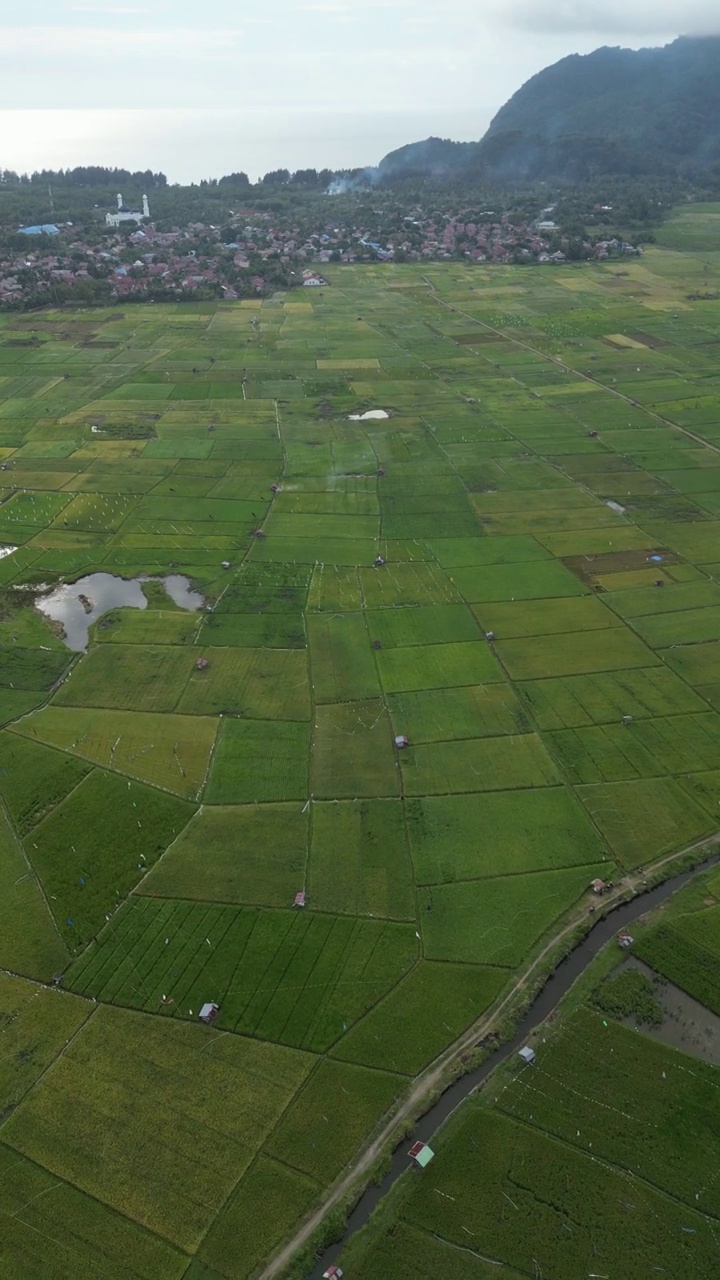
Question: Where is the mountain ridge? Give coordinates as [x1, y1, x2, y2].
[378, 36, 720, 182]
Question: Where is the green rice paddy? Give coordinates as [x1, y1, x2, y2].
[2, 212, 720, 1276]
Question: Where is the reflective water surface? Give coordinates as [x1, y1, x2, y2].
[37, 572, 204, 651]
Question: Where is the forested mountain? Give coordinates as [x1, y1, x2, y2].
[379, 36, 720, 183]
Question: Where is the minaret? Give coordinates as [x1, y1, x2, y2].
[142, 194, 150, 219]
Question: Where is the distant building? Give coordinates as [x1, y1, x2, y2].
[106, 194, 150, 228]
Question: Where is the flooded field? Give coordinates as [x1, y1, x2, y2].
[37, 572, 204, 650]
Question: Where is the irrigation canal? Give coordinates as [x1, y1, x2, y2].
[311, 851, 720, 1278]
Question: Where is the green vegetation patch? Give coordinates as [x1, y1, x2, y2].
[548, 713, 720, 783]
[661, 639, 720, 686]
[0, 972, 90, 1114]
[308, 799, 414, 919]
[498, 1006, 720, 1219]
[55, 644, 196, 712]
[632, 605, 720, 647]
[205, 717, 310, 803]
[577, 777, 713, 869]
[343, 1221, 526, 1280]
[358, 561, 461, 608]
[197, 1156, 319, 1280]
[197, 611, 306, 648]
[265, 1059, 404, 1183]
[476, 593, 620, 638]
[497, 625, 658, 679]
[26, 770, 194, 945]
[1, 1005, 312, 1252]
[139, 802, 308, 908]
[387, 683, 528, 743]
[450, 559, 585, 602]
[67, 897, 417, 1052]
[306, 612, 379, 702]
[593, 966, 663, 1025]
[0, 808, 68, 978]
[307, 563, 363, 612]
[635, 916, 720, 1015]
[0, 644, 71, 690]
[96, 609, 199, 646]
[407, 788, 608, 884]
[312, 699, 399, 798]
[366, 603, 479, 647]
[14, 706, 217, 799]
[419, 863, 608, 965]
[376, 640, 500, 693]
[400, 732, 559, 795]
[0, 732, 91, 834]
[0, 1144, 187, 1280]
[393, 1106, 719, 1280]
[334, 961, 507, 1076]
[217, 562, 312, 614]
[518, 665, 706, 729]
[176, 646, 311, 720]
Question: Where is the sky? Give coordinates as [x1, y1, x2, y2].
[0, 1, 718, 182]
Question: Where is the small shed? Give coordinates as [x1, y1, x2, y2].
[199, 1002, 219, 1024]
[618, 932, 634, 949]
[323, 1267, 344, 1279]
[622, 714, 633, 726]
[195, 657, 209, 671]
[485, 631, 495, 642]
[590, 878, 606, 895]
[374, 555, 386, 567]
[294, 891, 306, 908]
[518, 1045, 536, 1065]
[221, 560, 231, 569]
[395, 734, 409, 749]
[408, 1140, 434, 1169]
[253, 528, 265, 538]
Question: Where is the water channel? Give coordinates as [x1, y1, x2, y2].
[36, 572, 204, 652]
[312, 851, 720, 1278]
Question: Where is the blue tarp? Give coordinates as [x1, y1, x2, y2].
[18, 224, 60, 236]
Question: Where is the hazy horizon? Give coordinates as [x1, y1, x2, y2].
[1, 3, 717, 183]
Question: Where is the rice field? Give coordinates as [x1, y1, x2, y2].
[2, 215, 720, 1273]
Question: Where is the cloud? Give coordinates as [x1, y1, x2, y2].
[0, 24, 247, 60]
[494, 0, 720, 37]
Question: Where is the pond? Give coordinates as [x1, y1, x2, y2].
[36, 572, 204, 652]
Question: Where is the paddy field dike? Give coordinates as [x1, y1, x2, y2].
[2, 213, 720, 1279]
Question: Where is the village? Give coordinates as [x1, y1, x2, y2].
[0, 192, 641, 308]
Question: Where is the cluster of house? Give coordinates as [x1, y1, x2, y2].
[0, 194, 642, 307]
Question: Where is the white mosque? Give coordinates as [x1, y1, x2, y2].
[106, 194, 150, 228]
